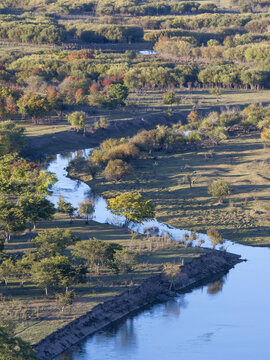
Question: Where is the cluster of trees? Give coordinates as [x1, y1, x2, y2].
[155, 37, 270, 74]
[0, 121, 26, 156]
[85, 118, 227, 182]
[184, 105, 270, 135]
[0, 153, 56, 242]
[70, 24, 144, 43]
[136, 13, 253, 31]
[0, 15, 66, 44]
[0, 321, 36, 359]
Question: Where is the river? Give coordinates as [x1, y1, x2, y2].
[45, 149, 270, 360]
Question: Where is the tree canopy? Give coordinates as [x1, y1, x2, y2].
[107, 192, 155, 224]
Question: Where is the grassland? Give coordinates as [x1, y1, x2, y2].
[71, 133, 270, 247]
[1, 213, 208, 344]
[23, 88, 270, 155]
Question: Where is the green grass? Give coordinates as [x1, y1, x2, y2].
[72, 133, 270, 246]
[1, 213, 207, 344]
[21, 88, 270, 154]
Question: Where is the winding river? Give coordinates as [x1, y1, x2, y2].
[45, 149, 270, 360]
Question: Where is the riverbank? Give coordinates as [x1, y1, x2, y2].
[34, 250, 242, 360]
[70, 133, 270, 247]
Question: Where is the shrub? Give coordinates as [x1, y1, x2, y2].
[103, 159, 132, 181]
[208, 179, 232, 203]
[163, 91, 176, 105]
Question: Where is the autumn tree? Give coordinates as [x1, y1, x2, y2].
[17, 93, 50, 125]
[163, 263, 181, 291]
[103, 159, 132, 181]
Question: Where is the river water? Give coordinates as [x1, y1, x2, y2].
[45, 149, 270, 360]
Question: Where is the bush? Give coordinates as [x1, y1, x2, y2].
[208, 179, 232, 203]
[103, 159, 132, 181]
[106, 142, 140, 161]
[163, 91, 176, 105]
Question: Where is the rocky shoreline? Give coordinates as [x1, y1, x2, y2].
[34, 250, 243, 360]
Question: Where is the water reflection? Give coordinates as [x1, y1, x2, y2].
[207, 279, 224, 296]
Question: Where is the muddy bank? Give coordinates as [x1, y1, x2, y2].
[34, 250, 242, 360]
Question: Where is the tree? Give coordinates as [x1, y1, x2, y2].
[78, 199, 95, 224]
[0, 154, 56, 196]
[17, 93, 50, 125]
[56, 290, 76, 312]
[67, 111, 86, 133]
[57, 196, 77, 223]
[207, 228, 223, 249]
[106, 84, 129, 108]
[163, 263, 181, 291]
[163, 91, 176, 105]
[0, 198, 26, 243]
[107, 192, 155, 227]
[0, 325, 36, 360]
[261, 128, 270, 148]
[72, 238, 117, 274]
[0, 258, 15, 286]
[33, 229, 77, 257]
[103, 159, 132, 181]
[208, 179, 232, 203]
[31, 256, 80, 296]
[113, 249, 137, 273]
[0, 121, 27, 156]
[20, 194, 55, 231]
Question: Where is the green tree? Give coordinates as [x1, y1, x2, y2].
[33, 229, 77, 257]
[207, 228, 223, 249]
[0, 325, 36, 360]
[57, 196, 77, 223]
[208, 179, 232, 203]
[106, 84, 129, 108]
[113, 249, 137, 273]
[0, 257, 15, 286]
[20, 194, 55, 231]
[0, 198, 26, 242]
[56, 290, 76, 312]
[163, 91, 176, 105]
[78, 199, 95, 224]
[31, 256, 79, 296]
[67, 111, 86, 133]
[72, 238, 117, 274]
[0, 154, 56, 196]
[17, 93, 50, 125]
[107, 192, 155, 227]
[0, 121, 27, 156]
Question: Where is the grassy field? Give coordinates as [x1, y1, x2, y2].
[23, 89, 270, 138]
[71, 133, 270, 247]
[1, 213, 208, 344]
